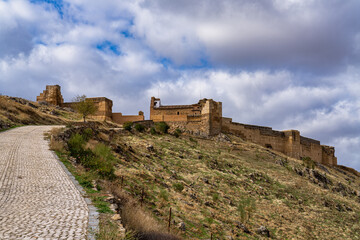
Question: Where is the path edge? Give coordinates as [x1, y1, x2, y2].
[51, 151, 99, 240]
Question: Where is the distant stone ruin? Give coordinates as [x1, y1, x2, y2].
[36, 85, 337, 166]
[150, 97, 337, 166]
[36, 85, 144, 124]
[36, 85, 64, 106]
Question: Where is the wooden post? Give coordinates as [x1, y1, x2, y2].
[121, 176, 124, 188]
[168, 207, 172, 232]
[211, 232, 213, 240]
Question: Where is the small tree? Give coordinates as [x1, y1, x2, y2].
[73, 95, 98, 122]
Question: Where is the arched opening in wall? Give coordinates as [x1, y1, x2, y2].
[177, 112, 180, 115]
[265, 144, 272, 149]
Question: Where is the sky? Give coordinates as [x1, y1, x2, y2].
[0, 0, 359, 170]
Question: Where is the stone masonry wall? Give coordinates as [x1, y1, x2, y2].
[36, 85, 64, 106]
[221, 117, 337, 166]
[112, 111, 144, 124]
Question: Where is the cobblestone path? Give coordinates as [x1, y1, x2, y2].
[0, 126, 89, 239]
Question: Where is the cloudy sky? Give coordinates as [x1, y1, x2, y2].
[0, 0, 359, 170]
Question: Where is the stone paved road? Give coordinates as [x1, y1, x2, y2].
[0, 126, 89, 239]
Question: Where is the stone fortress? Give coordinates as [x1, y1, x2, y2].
[37, 85, 144, 124]
[37, 85, 337, 166]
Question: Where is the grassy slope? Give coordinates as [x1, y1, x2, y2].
[109, 131, 360, 239]
[0, 95, 80, 127]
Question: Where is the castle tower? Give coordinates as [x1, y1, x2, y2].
[36, 85, 64, 106]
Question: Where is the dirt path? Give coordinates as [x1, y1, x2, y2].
[0, 126, 89, 239]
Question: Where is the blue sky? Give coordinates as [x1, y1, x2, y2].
[0, 0, 360, 170]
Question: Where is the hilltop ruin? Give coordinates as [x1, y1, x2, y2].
[36, 85, 144, 124]
[150, 97, 337, 166]
[36, 85, 337, 166]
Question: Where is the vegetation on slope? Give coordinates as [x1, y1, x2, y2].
[0, 95, 79, 129]
[49, 123, 360, 240]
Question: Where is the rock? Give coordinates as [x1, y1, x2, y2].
[236, 222, 251, 234]
[111, 214, 121, 221]
[317, 164, 330, 173]
[190, 193, 197, 200]
[109, 204, 118, 212]
[63, 107, 75, 112]
[203, 178, 210, 184]
[178, 222, 186, 231]
[49, 110, 59, 116]
[345, 205, 353, 212]
[146, 145, 154, 152]
[105, 195, 115, 203]
[311, 170, 332, 186]
[38, 101, 49, 106]
[335, 203, 344, 212]
[257, 226, 270, 237]
[275, 158, 288, 167]
[294, 167, 304, 176]
[26, 102, 38, 108]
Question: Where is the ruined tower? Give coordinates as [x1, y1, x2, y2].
[36, 85, 64, 106]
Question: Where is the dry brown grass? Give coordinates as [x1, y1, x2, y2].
[106, 183, 181, 239]
[49, 138, 66, 153]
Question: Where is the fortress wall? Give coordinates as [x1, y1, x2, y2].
[223, 117, 337, 165]
[85, 97, 113, 121]
[322, 146, 337, 165]
[36, 85, 64, 106]
[209, 100, 222, 135]
[112, 112, 144, 124]
[222, 117, 286, 153]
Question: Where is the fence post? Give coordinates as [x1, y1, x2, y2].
[168, 207, 172, 232]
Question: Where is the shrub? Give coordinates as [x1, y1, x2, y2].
[172, 183, 184, 192]
[189, 137, 197, 144]
[237, 196, 256, 223]
[83, 128, 93, 141]
[212, 193, 220, 202]
[159, 189, 169, 201]
[134, 123, 145, 132]
[123, 122, 133, 131]
[174, 128, 182, 138]
[155, 122, 169, 134]
[68, 135, 115, 180]
[68, 133, 86, 158]
[50, 138, 65, 153]
[93, 143, 116, 179]
[150, 127, 157, 135]
[302, 156, 315, 169]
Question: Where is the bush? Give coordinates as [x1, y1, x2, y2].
[212, 193, 220, 202]
[68, 133, 86, 158]
[155, 122, 169, 134]
[93, 143, 116, 179]
[83, 128, 93, 141]
[172, 183, 184, 192]
[174, 128, 182, 138]
[159, 189, 169, 201]
[134, 124, 145, 132]
[237, 196, 256, 223]
[302, 156, 315, 169]
[123, 122, 133, 131]
[68, 134, 115, 180]
[150, 127, 157, 135]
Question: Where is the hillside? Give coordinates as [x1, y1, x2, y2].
[1, 95, 360, 239]
[51, 124, 360, 240]
[0, 95, 78, 129]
